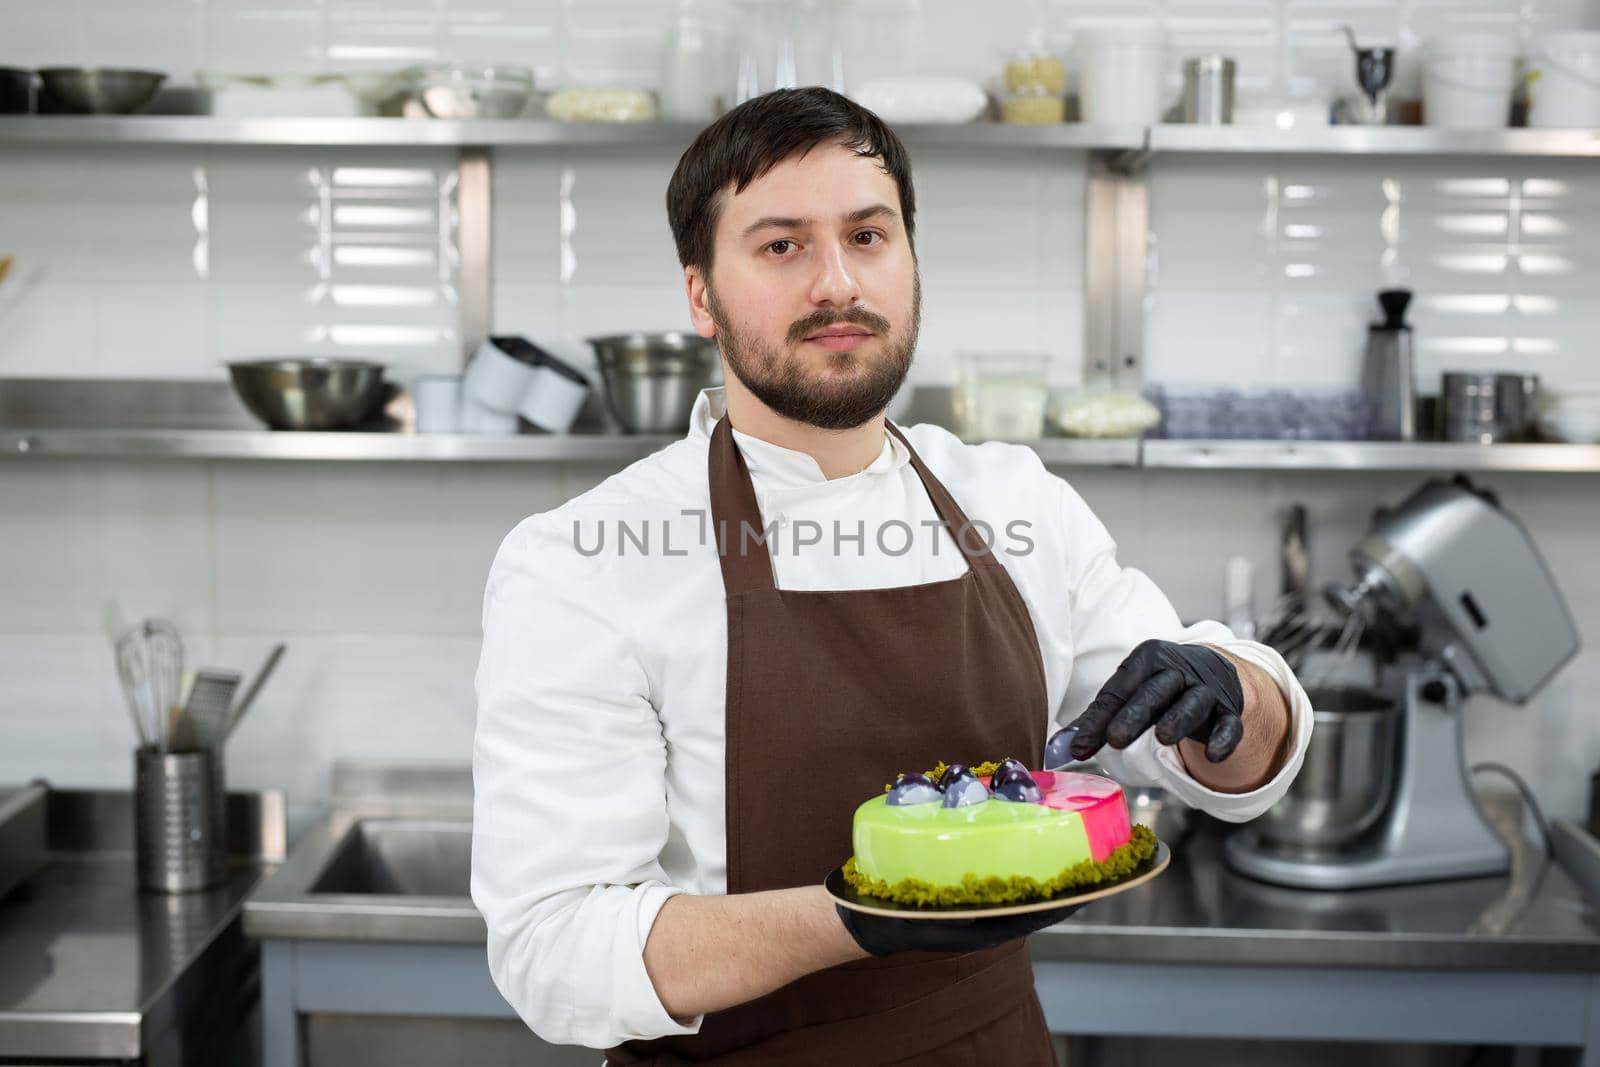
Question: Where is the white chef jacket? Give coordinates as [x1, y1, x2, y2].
[471, 387, 1313, 1050]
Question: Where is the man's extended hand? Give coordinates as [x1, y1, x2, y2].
[1066, 639, 1245, 764]
[835, 902, 1082, 957]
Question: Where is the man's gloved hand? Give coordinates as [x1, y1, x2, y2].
[1065, 639, 1245, 764]
[836, 902, 1082, 958]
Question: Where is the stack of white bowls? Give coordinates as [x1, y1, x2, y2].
[414, 338, 590, 435]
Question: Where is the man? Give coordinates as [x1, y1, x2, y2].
[473, 88, 1312, 1063]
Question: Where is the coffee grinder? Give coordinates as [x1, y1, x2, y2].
[1226, 477, 1580, 889]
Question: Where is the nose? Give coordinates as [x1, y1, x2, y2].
[807, 239, 861, 308]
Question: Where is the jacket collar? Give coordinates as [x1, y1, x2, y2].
[686, 387, 908, 489]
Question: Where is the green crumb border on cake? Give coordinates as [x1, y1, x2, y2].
[842, 823, 1160, 908]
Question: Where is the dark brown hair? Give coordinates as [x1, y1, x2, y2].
[666, 87, 916, 274]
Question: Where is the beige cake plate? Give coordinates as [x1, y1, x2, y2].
[825, 840, 1171, 920]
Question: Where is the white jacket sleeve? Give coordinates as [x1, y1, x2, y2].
[1054, 478, 1313, 823]
[471, 516, 702, 1049]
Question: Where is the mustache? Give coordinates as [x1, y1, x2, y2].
[786, 306, 892, 347]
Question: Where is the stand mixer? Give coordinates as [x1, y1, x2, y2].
[1226, 477, 1580, 889]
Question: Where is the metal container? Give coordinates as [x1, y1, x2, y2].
[1439, 371, 1537, 443]
[0, 67, 36, 113]
[1255, 686, 1399, 851]
[1182, 55, 1236, 123]
[1362, 289, 1417, 440]
[227, 357, 389, 431]
[587, 332, 721, 434]
[413, 64, 533, 119]
[135, 746, 227, 893]
[37, 67, 166, 114]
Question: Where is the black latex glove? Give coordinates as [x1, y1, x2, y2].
[836, 902, 1083, 958]
[1066, 639, 1246, 764]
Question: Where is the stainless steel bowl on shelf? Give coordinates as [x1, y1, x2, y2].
[227, 358, 389, 431]
[37, 67, 166, 114]
[587, 332, 721, 434]
[413, 64, 533, 119]
[1254, 685, 1399, 851]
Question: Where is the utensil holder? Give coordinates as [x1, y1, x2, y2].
[134, 745, 226, 893]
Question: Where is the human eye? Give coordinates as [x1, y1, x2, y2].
[766, 238, 798, 257]
[852, 230, 884, 247]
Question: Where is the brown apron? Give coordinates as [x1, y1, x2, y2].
[609, 416, 1056, 1066]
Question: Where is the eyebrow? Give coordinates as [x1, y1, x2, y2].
[739, 203, 900, 240]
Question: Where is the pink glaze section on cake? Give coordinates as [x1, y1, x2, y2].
[975, 770, 1131, 862]
[1033, 771, 1131, 862]
[965, 770, 1125, 863]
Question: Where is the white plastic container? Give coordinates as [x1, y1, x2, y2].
[1076, 25, 1166, 125]
[459, 396, 518, 435]
[851, 77, 989, 124]
[462, 338, 537, 413]
[1423, 32, 1517, 129]
[516, 360, 590, 434]
[1528, 31, 1600, 128]
[412, 374, 462, 434]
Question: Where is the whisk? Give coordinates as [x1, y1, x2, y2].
[1299, 609, 1368, 689]
[112, 618, 185, 752]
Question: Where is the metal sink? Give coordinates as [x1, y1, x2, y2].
[245, 764, 484, 944]
[0, 782, 48, 902]
[308, 819, 470, 897]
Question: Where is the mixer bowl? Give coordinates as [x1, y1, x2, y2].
[1255, 686, 1399, 851]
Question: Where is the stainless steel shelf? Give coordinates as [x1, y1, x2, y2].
[3, 383, 1595, 470]
[0, 115, 1144, 150]
[5, 115, 1599, 157]
[8, 427, 1599, 471]
[0, 425, 1139, 466]
[1142, 438, 1600, 472]
[1149, 123, 1600, 157]
[1032, 437, 1141, 466]
[0, 426, 681, 463]
[0, 115, 701, 147]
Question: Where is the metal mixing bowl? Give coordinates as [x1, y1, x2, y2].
[37, 67, 166, 114]
[1254, 685, 1399, 851]
[227, 359, 389, 431]
[587, 332, 721, 434]
[414, 64, 533, 119]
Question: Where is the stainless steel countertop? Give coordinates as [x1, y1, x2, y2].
[0, 787, 286, 1060]
[247, 763, 1600, 973]
[1031, 814, 1600, 972]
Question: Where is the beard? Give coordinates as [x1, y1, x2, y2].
[705, 273, 921, 431]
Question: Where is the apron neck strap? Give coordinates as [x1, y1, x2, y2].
[708, 415, 997, 596]
[883, 421, 998, 568]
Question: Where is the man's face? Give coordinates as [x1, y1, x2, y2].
[687, 143, 920, 431]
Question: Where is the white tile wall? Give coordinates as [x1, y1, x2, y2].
[1148, 154, 1600, 392]
[0, 146, 463, 380]
[3, 0, 1600, 832]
